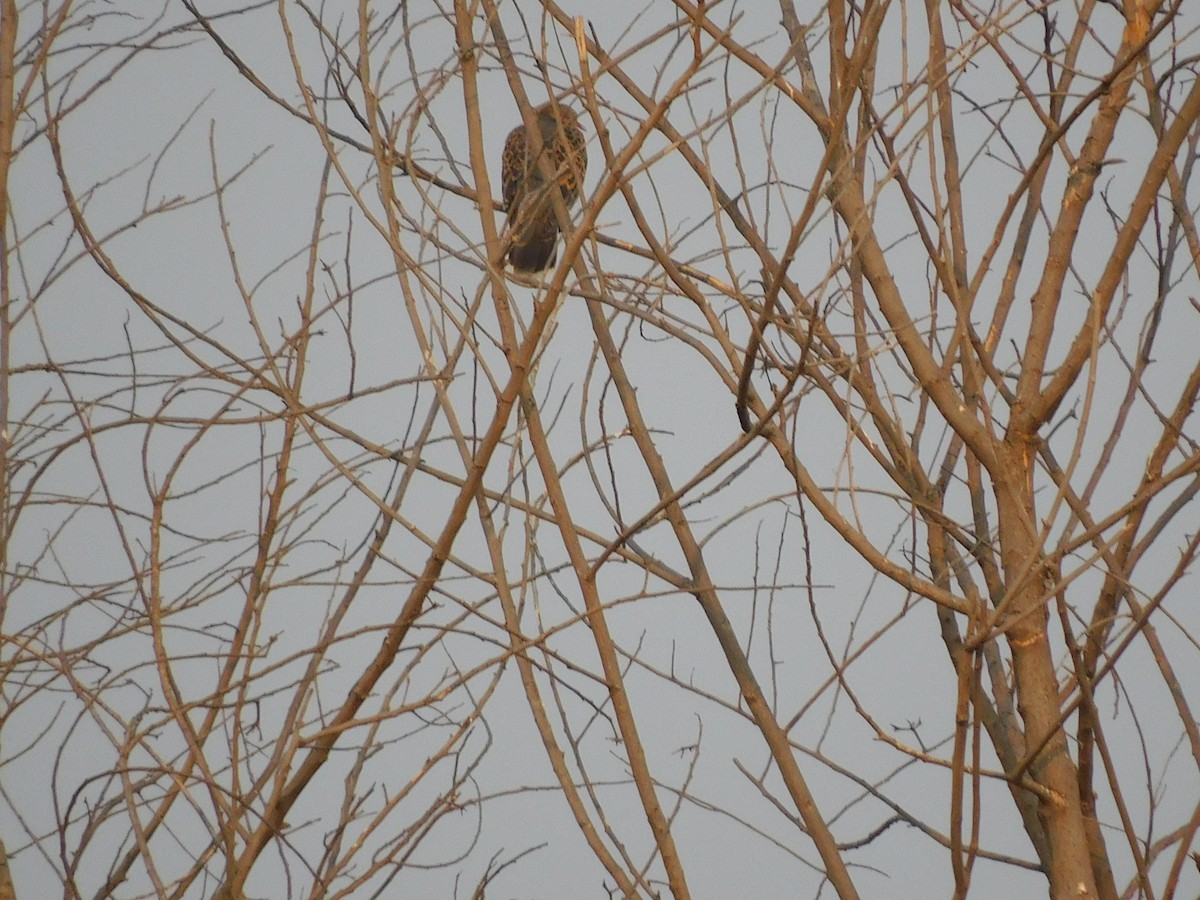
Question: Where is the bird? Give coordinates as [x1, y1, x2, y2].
[500, 102, 587, 274]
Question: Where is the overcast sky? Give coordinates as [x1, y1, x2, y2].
[5, 1, 1199, 898]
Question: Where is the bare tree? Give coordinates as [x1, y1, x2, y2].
[2, 0, 1198, 897]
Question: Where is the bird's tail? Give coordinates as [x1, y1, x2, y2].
[506, 204, 560, 273]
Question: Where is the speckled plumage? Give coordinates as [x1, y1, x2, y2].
[501, 103, 587, 273]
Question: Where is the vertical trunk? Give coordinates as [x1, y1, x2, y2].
[996, 439, 1100, 898]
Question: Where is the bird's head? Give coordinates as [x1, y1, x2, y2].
[535, 102, 581, 141]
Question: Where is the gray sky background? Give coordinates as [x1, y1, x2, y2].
[5, 1, 1199, 897]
